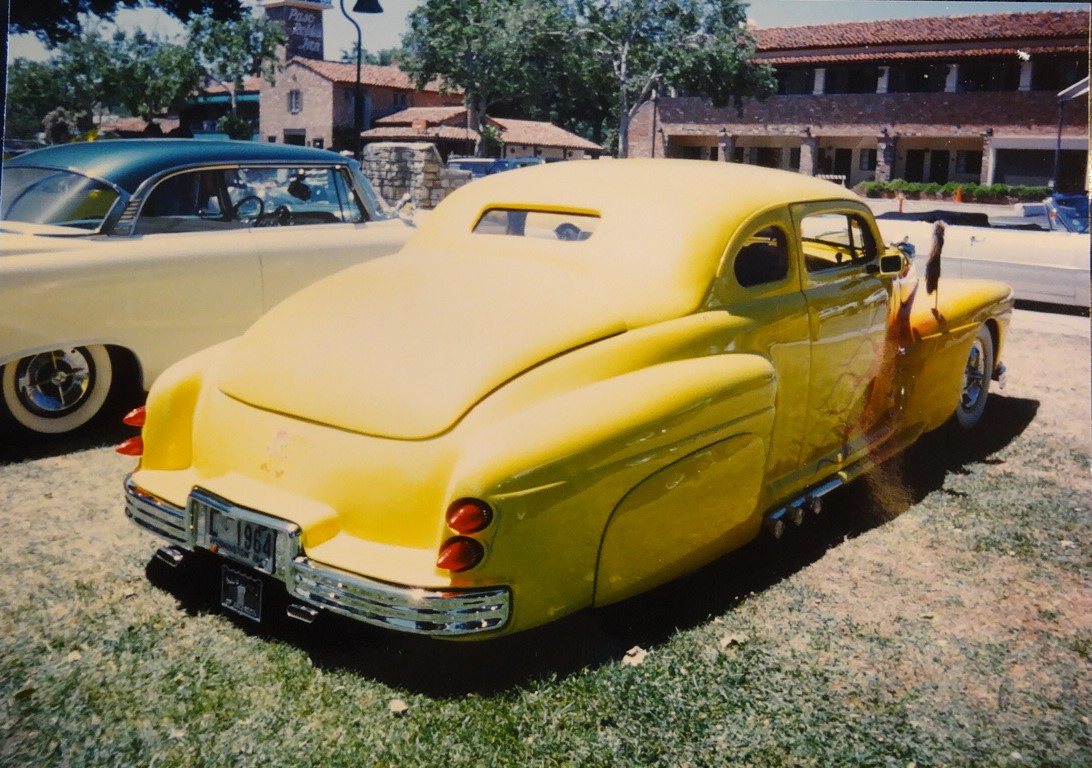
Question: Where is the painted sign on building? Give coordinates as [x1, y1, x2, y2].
[263, 0, 330, 61]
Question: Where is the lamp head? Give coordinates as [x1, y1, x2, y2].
[352, 0, 383, 12]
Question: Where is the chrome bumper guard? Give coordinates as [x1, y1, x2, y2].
[124, 476, 188, 545]
[123, 476, 511, 636]
[291, 559, 510, 636]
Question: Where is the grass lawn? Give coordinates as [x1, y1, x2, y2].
[1, 323, 1089, 767]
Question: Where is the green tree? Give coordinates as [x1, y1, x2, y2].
[5, 60, 68, 140]
[340, 45, 402, 66]
[400, 0, 571, 155]
[110, 30, 202, 125]
[11, 0, 246, 47]
[576, 0, 775, 156]
[186, 12, 287, 128]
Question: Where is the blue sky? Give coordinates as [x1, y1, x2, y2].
[7, 0, 1090, 64]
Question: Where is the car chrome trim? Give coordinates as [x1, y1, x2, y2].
[124, 475, 188, 546]
[124, 478, 511, 636]
[291, 558, 511, 636]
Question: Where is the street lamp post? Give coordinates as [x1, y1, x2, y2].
[339, 0, 383, 160]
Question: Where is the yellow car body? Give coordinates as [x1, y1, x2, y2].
[124, 159, 1013, 638]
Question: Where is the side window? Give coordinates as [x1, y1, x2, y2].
[135, 170, 231, 234]
[225, 166, 367, 225]
[800, 211, 877, 273]
[734, 226, 790, 288]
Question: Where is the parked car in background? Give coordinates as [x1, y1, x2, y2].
[1, 139, 412, 436]
[1044, 193, 1089, 234]
[123, 160, 1014, 639]
[447, 156, 545, 178]
[876, 207, 1090, 309]
[446, 157, 499, 177]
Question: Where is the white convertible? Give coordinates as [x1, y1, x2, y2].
[876, 207, 1089, 309]
[1, 139, 412, 436]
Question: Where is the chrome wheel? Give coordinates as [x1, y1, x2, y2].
[2, 346, 114, 434]
[955, 327, 993, 430]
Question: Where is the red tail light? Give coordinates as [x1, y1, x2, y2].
[436, 537, 484, 572]
[122, 406, 146, 427]
[116, 436, 144, 456]
[445, 499, 493, 534]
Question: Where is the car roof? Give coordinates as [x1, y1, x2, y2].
[427, 158, 860, 238]
[414, 158, 865, 328]
[5, 139, 351, 194]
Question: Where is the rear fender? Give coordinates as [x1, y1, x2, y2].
[140, 341, 232, 471]
[450, 353, 775, 632]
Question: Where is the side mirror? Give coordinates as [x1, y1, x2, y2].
[868, 251, 909, 276]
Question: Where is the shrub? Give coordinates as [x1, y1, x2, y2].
[853, 179, 1050, 202]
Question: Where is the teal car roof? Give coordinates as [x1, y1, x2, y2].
[6, 139, 351, 193]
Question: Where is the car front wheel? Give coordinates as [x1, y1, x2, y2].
[954, 326, 993, 430]
[1, 345, 114, 434]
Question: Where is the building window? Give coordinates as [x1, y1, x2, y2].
[887, 63, 947, 93]
[824, 65, 879, 94]
[1031, 55, 1089, 91]
[957, 60, 1020, 92]
[288, 90, 303, 114]
[393, 92, 409, 108]
[859, 149, 877, 171]
[956, 150, 983, 174]
[777, 68, 815, 95]
[789, 148, 801, 170]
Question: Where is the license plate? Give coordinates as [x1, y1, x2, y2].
[221, 565, 262, 621]
[208, 507, 278, 574]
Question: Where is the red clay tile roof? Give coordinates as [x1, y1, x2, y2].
[98, 116, 181, 134]
[756, 10, 1089, 52]
[361, 125, 478, 141]
[365, 113, 601, 151]
[199, 76, 264, 94]
[288, 58, 456, 93]
[761, 44, 1087, 66]
[374, 106, 468, 126]
[490, 117, 602, 151]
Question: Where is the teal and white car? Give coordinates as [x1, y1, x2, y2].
[1, 139, 412, 436]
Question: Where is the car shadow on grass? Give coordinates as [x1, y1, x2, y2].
[0, 393, 143, 466]
[145, 393, 1038, 698]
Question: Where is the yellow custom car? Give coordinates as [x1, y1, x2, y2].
[122, 160, 1013, 638]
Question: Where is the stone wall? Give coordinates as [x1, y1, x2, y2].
[360, 142, 472, 209]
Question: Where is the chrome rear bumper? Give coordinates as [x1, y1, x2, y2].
[123, 476, 510, 636]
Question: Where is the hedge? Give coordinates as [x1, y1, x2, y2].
[853, 180, 1050, 203]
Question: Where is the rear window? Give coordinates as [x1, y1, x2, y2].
[472, 208, 599, 241]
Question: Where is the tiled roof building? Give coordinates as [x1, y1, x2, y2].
[362, 107, 602, 160]
[259, 58, 462, 152]
[628, 10, 1089, 191]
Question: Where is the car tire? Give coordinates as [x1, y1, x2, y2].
[954, 326, 993, 430]
[0, 345, 114, 434]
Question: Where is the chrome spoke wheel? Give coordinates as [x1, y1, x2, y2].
[955, 326, 994, 430]
[961, 340, 987, 412]
[2, 345, 115, 434]
[15, 348, 95, 417]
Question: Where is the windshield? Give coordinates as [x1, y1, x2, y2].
[1, 167, 120, 231]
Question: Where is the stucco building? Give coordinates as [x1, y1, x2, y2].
[628, 10, 1089, 192]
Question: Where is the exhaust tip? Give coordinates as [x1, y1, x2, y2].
[155, 546, 186, 568]
[287, 603, 320, 624]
